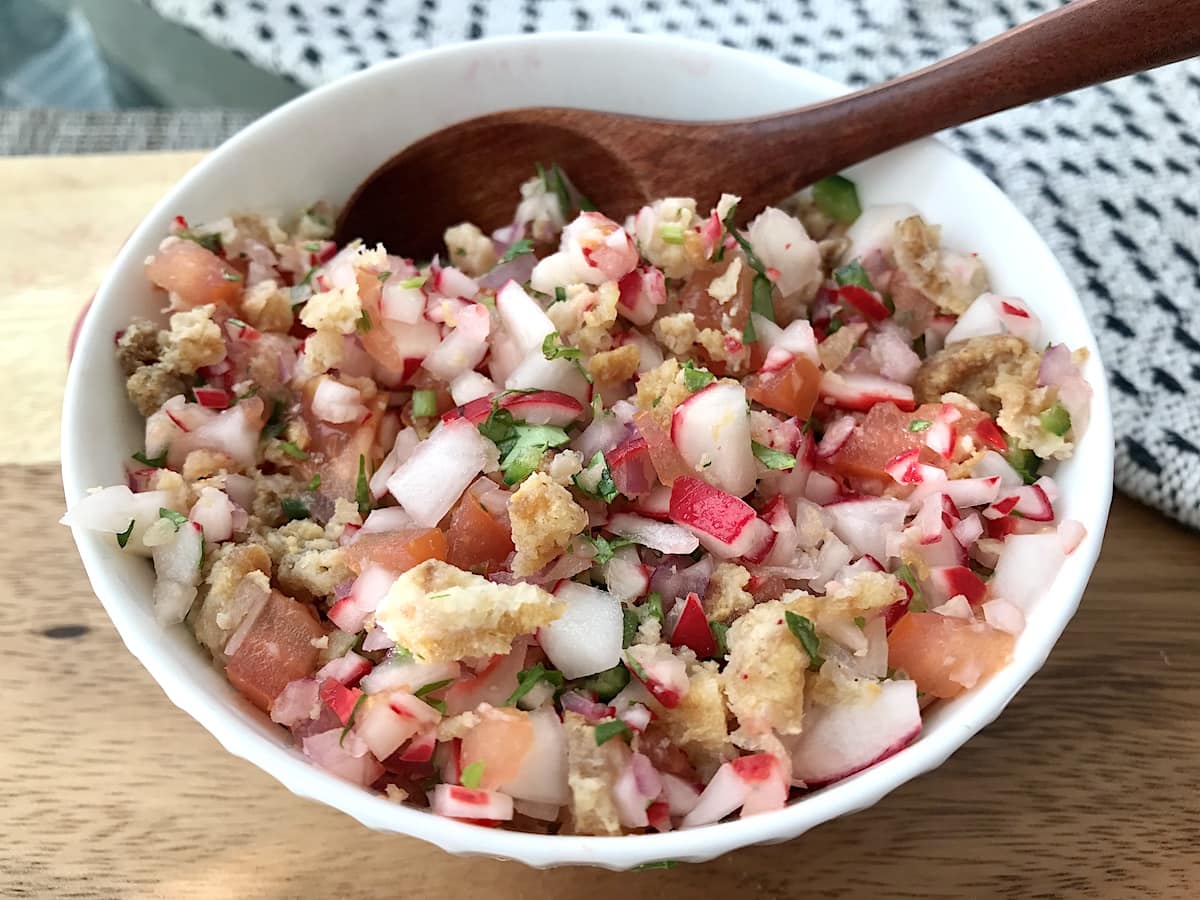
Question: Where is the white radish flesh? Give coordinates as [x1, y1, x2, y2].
[540, 582, 623, 679]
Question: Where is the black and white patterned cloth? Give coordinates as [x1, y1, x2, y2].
[127, 4, 1200, 529]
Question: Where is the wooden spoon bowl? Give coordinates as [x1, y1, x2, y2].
[336, 0, 1200, 258]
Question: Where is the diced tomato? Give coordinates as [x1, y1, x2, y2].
[633, 410, 690, 486]
[829, 401, 989, 481]
[458, 708, 535, 790]
[744, 353, 821, 420]
[318, 678, 362, 725]
[344, 527, 448, 575]
[887, 611, 1014, 699]
[676, 256, 753, 334]
[226, 591, 325, 711]
[298, 376, 388, 500]
[446, 493, 513, 575]
[145, 238, 242, 308]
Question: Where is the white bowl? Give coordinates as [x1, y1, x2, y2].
[62, 32, 1113, 870]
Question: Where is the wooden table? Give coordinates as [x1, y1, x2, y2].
[3, 152, 1197, 900]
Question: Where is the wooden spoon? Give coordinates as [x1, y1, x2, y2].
[335, 0, 1200, 257]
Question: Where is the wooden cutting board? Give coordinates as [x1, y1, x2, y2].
[2, 151, 1197, 900]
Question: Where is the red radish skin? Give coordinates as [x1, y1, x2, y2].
[441, 390, 584, 427]
[318, 679, 362, 725]
[668, 592, 718, 658]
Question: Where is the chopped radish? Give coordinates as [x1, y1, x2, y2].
[443, 389, 584, 428]
[988, 531, 1068, 612]
[270, 678, 320, 727]
[151, 521, 204, 624]
[606, 512, 699, 555]
[311, 377, 368, 424]
[671, 382, 757, 498]
[629, 484, 672, 521]
[318, 678, 362, 725]
[816, 415, 858, 459]
[820, 372, 916, 413]
[429, 784, 514, 822]
[824, 497, 908, 564]
[617, 266, 667, 325]
[784, 680, 921, 786]
[421, 302, 491, 381]
[659, 773, 702, 817]
[540, 582, 623, 679]
[380, 280, 426, 323]
[368, 427, 419, 500]
[449, 371, 497, 406]
[626, 644, 689, 709]
[746, 207, 820, 297]
[301, 729, 384, 787]
[315, 650, 372, 687]
[983, 483, 1054, 522]
[60, 485, 175, 557]
[668, 592, 717, 658]
[563, 211, 639, 283]
[843, 203, 918, 263]
[495, 280, 555, 354]
[188, 486, 235, 543]
[614, 752, 663, 828]
[505, 353, 592, 404]
[668, 477, 775, 561]
[328, 565, 395, 634]
[499, 706, 570, 805]
[601, 547, 651, 602]
[982, 598, 1026, 635]
[360, 658, 460, 695]
[359, 506, 416, 535]
[386, 419, 495, 527]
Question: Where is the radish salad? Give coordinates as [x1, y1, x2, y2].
[63, 167, 1092, 834]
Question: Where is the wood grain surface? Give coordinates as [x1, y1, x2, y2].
[3, 152, 1198, 899]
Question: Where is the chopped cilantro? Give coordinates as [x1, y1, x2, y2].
[785, 611, 824, 667]
[179, 228, 222, 255]
[854, 615, 867, 629]
[622, 607, 641, 648]
[833, 259, 874, 291]
[750, 272, 776, 324]
[303, 241, 323, 253]
[131, 450, 167, 468]
[1004, 436, 1041, 485]
[339, 692, 368, 747]
[116, 519, 135, 549]
[280, 497, 309, 521]
[659, 222, 685, 245]
[593, 720, 632, 746]
[414, 678, 454, 698]
[423, 697, 448, 715]
[480, 407, 571, 486]
[399, 275, 427, 289]
[553, 286, 567, 304]
[574, 451, 618, 502]
[895, 563, 927, 612]
[221, 271, 243, 282]
[751, 441, 796, 470]
[378, 270, 392, 283]
[812, 174, 863, 225]
[542, 331, 582, 361]
[585, 533, 635, 566]
[306, 474, 322, 492]
[263, 398, 287, 441]
[681, 360, 716, 392]
[411, 388, 438, 418]
[460, 761, 486, 789]
[721, 203, 766, 273]
[907, 419, 933, 433]
[356, 454, 373, 517]
[356, 309, 372, 333]
[1040, 402, 1071, 436]
[501, 238, 534, 263]
[633, 861, 679, 871]
[826, 316, 844, 336]
[505, 663, 565, 706]
[538, 161, 595, 218]
[577, 664, 629, 702]
[643, 592, 664, 626]
[709, 620, 730, 658]
[158, 508, 188, 530]
[278, 440, 309, 460]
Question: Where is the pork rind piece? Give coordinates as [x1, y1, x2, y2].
[508, 472, 588, 577]
[375, 559, 565, 662]
[190, 543, 272, 657]
[703, 562, 755, 624]
[563, 711, 627, 836]
[913, 333, 1039, 416]
[722, 599, 810, 735]
[659, 660, 732, 779]
[893, 215, 988, 315]
[258, 519, 353, 600]
[443, 222, 497, 277]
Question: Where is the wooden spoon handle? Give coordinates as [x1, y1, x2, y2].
[743, 0, 1200, 187]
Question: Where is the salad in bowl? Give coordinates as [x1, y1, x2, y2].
[62, 165, 1092, 836]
